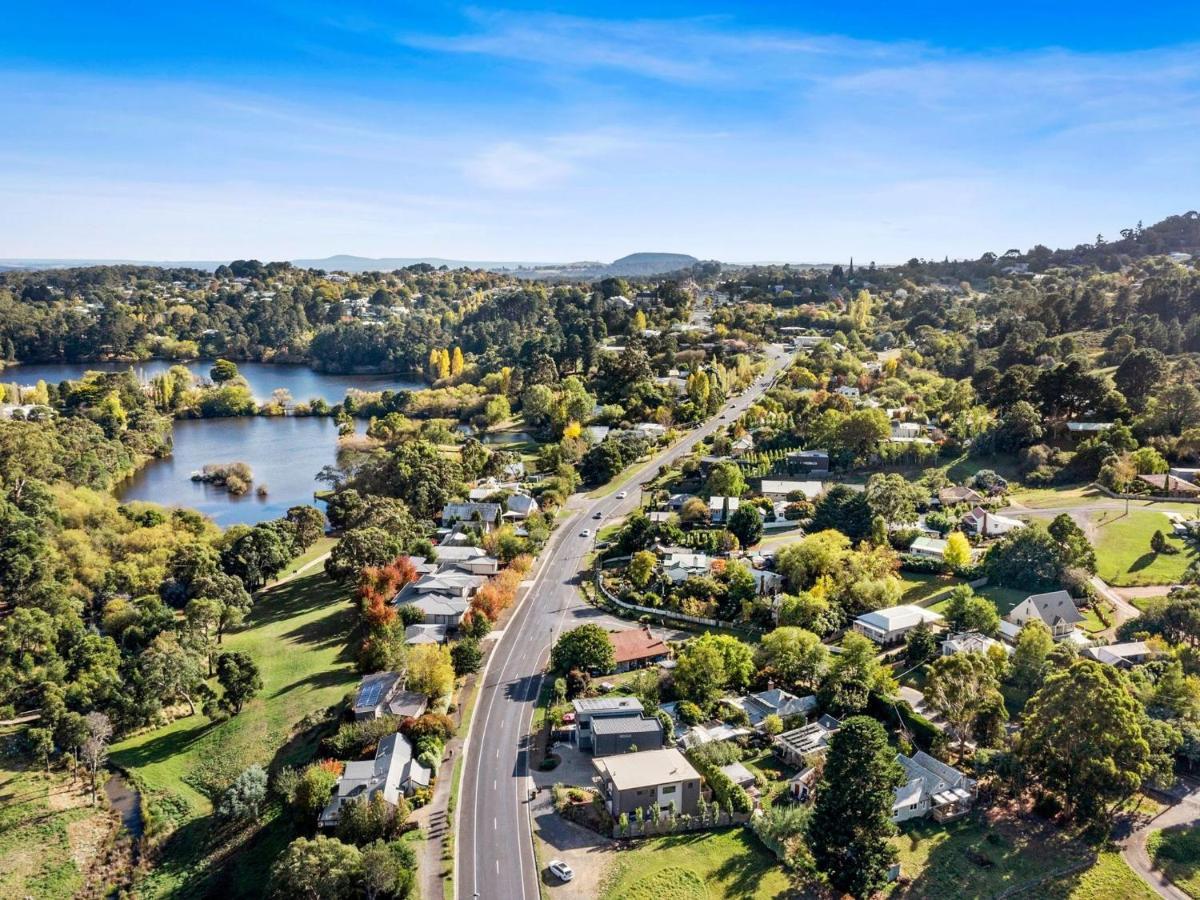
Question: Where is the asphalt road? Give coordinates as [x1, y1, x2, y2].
[456, 343, 795, 900]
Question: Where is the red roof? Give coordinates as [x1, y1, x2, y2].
[608, 627, 670, 665]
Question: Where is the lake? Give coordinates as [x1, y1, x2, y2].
[3, 360, 423, 405]
[116, 416, 345, 526]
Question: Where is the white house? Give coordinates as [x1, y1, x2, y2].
[835, 385, 860, 398]
[961, 506, 1024, 537]
[908, 536, 949, 560]
[760, 480, 824, 502]
[1084, 641, 1155, 667]
[708, 496, 740, 524]
[891, 421, 924, 440]
[941, 631, 1004, 657]
[1006, 590, 1085, 639]
[662, 552, 712, 583]
[505, 493, 539, 519]
[893, 751, 976, 823]
[318, 734, 430, 827]
[632, 422, 667, 441]
[854, 605, 944, 645]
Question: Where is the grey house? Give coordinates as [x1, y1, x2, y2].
[572, 696, 644, 750]
[593, 748, 702, 817]
[591, 715, 664, 757]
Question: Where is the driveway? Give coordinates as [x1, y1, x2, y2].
[530, 788, 616, 899]
[1121, 785, 1200, 899]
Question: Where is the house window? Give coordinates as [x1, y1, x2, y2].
[661, 785, 676, 795]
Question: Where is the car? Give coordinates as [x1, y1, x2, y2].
[548, 860, 574, 882]
[580, 529, 591, 538]
[615, 491, 627, 499]
[593, 511, 603, 519]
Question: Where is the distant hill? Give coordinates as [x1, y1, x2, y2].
[607, 252, 699, 276]
[289, 254, 545, 272]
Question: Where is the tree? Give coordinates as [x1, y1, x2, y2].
[810, 485, 873, 541]
[326, 527, 408, 583]
[819, 633, 895, 716]
[905, 622, 938, 667]
[727, 503, 763, 548]
[81, 711, 112, 805]
[210, 358, 240, 384]
[550, 624, 615, 674]
[1047, 513, 1097, 573]
[406, 644, 455, 699]
[214, 651, 262, 715]
[450, 637, 482, 676]
[1010, 621, 1055, 692]
[1018, 660, 1151, 823]
[865, 473, 920, 525]
[270, 835, 362, 900]
[141, 632, 206, 716]
[288, 762, 341, 821]
[984, 524, 1067, 591]
[924, 652, 1003, 758]
[809, 716, 904, 898]
[221, 525, 291, 590]
[672, 640, 726, 709]
[217, 764, 269, 822]
[629, 550, 657, 588]
[361, 840, 416, 900]
[679, 496, 709, 524]
[286, 505, 326, 550]
[943, 532, 971, 570]
[28, 726, 53, 772]
[705, 461, 746, 498]
[693, 633, 755, 691]
[755, 627, 829, 693]
[943, 586, 1000, 636]
[1115, 347, 1167, 409]
[835, 408, 890, 465]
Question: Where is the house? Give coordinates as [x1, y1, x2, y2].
[662, 551, 712, 583]
[853, 605, 944, 645]
[678, 721, 751, 749]
[431, 545, 501, 575]
[352, 671, 428, 721]
[1066, 422, 1113, 435]
[719, 762, 757, 791]
[774, 715, 841, 767]
[760, 480, 824, 502]
[750, 568, 784, 596]
[908, 536, 949, 560]
[731, 434, 755, 456]
[440, 502, 502, 530]
[961, 506, 1024, 537]
[572, 697, 645, 750]
[585, 425, 612, 444]
[505, 493, 539, 519]
[891, 421, 923, 440]
[1085, 641, 1155, 668]
[318, 734, 430, 827]
[937, 485, 983, 507]
[893, 751, 976, 823]
[1170, 468, 1200, 485]
[609, 626, 671, 672]
[404, 624, 448, 646]
[835, 385, 860, 398]
[593, 748, 702, 817]
[667, 493, 697, 512]
[392, 572, 477, 627]
[724, 688, 816, 728]
[591, 715, 665, 757]
[632, 422, 667, 441]
[787, 449, 831, 477]
[709, 495, 740, 524]
[941, 631, 1004, 657]
[1007, 590, 1085, 639]
[1137, 474, 1200, 497]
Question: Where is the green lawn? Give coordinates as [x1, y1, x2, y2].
[0, 739, 113, 900]
[1040, 851, 1157, 899]
[927, 583, 1027, 617]
[1091, 509, 1198, 586]
[111, 571, 358, 897]
[599, 828, 791, 900]
[899, 572, 966, 605]
[1147, 825, 1200, 898]
[890, 814, 1093, 898]
[274, 535, 336, 579]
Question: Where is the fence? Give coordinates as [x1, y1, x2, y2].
[1091, 481, 1200, 505]
[614, 808, 751, 839]
[595, 557, 764, 635]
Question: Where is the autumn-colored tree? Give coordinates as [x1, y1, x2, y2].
[451, 346, 465, 376]
[438, 348, 451, 380]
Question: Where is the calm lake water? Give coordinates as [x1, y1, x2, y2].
[116, 416, 344, 526]
[2, 360, 423, 526]
[3, 360, 423, 405]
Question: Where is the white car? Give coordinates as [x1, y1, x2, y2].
[615, 491, 627, 499]
[580, 529, 591, 538]
[548, 860, 574, 882]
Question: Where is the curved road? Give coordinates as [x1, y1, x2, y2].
[456, 344, 795, 900]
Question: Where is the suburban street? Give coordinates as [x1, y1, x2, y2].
[456, 343, 795, 900]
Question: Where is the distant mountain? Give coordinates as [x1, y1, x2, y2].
[289, 254, 545, 272]
[607, 252, 700, 276]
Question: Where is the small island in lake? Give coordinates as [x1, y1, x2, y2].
[191, 461, 254, 495]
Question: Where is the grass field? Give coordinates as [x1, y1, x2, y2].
[599, 829, 791, 900]
[1091, 509, 1197, 586]
[0, 738, 115, 899]
[1147, 825, 1200, 898]
[899, 572, 966, 605]
[889, 814, 1093, 898]
[111, 570, 358, 897]
[926, 583, 1028, 617]
[1040, 851, 1157, 899]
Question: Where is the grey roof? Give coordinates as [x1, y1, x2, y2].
[319, 732, 430, 826]
[1018, 590, 1085, 627]
[775, 715, 840, 756]
[441, 502, 501, 523]
[894, 750, 973, 811]
[353, 671, 401, 715]
[404, 623, 448, 645]
[385, 690, 428, 718]
[572, 696, 644, 715]
[590, 714, 663, 736]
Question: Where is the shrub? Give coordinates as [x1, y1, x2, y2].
[401, 713, 455, 744]
[678, 701, 704, 725]
[326, 716, 401, 758]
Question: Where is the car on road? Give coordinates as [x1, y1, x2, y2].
[548, 860, 574, 882]
[593, 510, 603, 519]
[615, 491, 627, 499]
[580, 529, 591, 538]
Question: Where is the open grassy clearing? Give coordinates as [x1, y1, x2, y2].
[888, 814, 1092, 898]
[1090, 509, 1198, 586]
[0, 735, 115, 900]
[273, 534, 336, 579]
[899, 572, 966, 605]
[598, 828, 792, 900]
[1147, 825, 1200, 898]
[110, 570, 357, 897]
[1037, 851, 1158, 899]
[926, 583, 1028, 617]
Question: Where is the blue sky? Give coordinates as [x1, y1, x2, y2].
[3, 2, 1200, 263]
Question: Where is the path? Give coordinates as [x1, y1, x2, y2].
[1121, 783, 1200, 899]
[1090, 575, 1143, 631]
[455, 344, 795, 900]
[270, 550, 331, 588]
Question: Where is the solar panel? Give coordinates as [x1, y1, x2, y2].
[358, 681, 383, 708]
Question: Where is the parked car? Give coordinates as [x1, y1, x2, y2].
[548, 860, 574, 882]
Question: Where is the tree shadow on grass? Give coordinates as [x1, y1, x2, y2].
[1129, 552, 1160, 574]
[1149, 825, 1200, 888]
[270, 668, 357, 700]
[709, 827, 793, 897]
[110, 718, 213, 771]
[243, 572, 349, 631]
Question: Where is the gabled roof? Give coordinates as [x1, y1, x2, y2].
[441, 502, 502, 523]
[608, 627, 670, 665]
[855, 605, 943, 633]
[1014, 590, 1085, 627]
